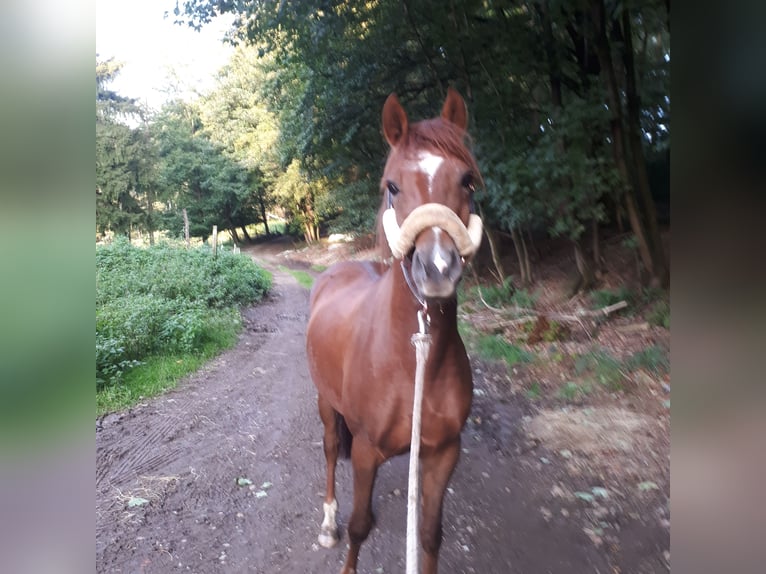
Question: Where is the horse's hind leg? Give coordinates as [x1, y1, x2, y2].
[342, 438, 382, 574]
[317, 394, 341, 548]
[420, 440, 461, 574]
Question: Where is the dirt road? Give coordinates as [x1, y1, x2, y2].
[96, 239, 668, 573]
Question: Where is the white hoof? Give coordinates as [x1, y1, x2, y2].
[318, 529, 339, 548]
[318, 499, 339, 548]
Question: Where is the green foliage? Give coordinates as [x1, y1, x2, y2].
[590, 286, 633, 309]
[476, 335, 533, 367]
[103, 0, 670, 271]
[574, 348, 626, 391]
[96, 239, 271, 390]
[640, 288, 670, 329]
[625, 345, 669, 374]
[648, 300, 670, 329]
[518, 317, 564, 344]
[557, 381, 591, 402]
[541, 320, 565, 343]
[510, 288, 538, 310]
[97, 341, 235, 415]
[474, 276, 515, 308]
[279, 266, 314, 289]
[96, 334, 142, 388]
[525, 382, 542, 400]
[574, 344, 669, 392]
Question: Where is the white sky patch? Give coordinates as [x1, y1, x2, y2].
[96, 0, 234, 110]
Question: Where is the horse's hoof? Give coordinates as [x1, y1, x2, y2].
[318, 529, 339, 548]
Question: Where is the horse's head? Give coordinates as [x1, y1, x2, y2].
[379, 88, 483, 302]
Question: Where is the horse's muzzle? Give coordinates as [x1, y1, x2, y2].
[411, 228, 463, 300]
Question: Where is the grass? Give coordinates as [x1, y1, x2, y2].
[557, 381, 592, 402]
[97, 335, 238, 415]
[648, 299, 670, 328]
[311, 264, 328, 273]
[97, 309, 242, 415]
[279, 265, 315, 289]
[476, 334, 533, 367]
[96, 239, 270, 414]
[572, 344, 669, 394]
[290, 270, 315, 289]
[574, 348, 626, 391]
[590, 286, 633, 309]
[526, 382, 542, 400]
[625, 344, 669, 374]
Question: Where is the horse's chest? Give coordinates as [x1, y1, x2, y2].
[357, 388, 469, 457]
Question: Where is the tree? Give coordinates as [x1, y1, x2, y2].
[199, 47, 281, 236]
[170, 1, 671, 287]
[96, 58, 150, 240]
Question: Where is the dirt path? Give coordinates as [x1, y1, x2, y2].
[96, 238, 668, 573]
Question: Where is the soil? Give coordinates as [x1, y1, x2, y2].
[96, 235, 670, 573]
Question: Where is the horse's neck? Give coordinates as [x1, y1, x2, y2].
[386, 263, 459, 338]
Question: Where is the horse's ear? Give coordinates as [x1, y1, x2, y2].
[382, 93, 408, 147]
[441, 87, 468, 132]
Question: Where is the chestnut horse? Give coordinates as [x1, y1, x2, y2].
[306, 88, 483, 574]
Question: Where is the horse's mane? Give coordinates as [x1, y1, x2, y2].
[374, 117, 483, 260]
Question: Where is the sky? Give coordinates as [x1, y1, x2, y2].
[96, 0, 235, 110]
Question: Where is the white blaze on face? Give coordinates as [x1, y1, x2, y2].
[431, 227, 449, 273]
[416, 152, 444, 194]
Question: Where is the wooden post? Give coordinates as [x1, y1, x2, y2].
[212, 225, 218, 256]
[183, 208, 190, 248]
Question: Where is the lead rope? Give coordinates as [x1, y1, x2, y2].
[407, 307, 431, 574]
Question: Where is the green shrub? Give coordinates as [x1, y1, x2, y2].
[96, 239, 270, 391]
[476, 334, 533, 366]
[625, 345, 669, 374]
[557, 381, 591, 401]
[474, 276, 514, 308]
[590, 286, 633, 309]
[573, 344, 669, 393]
[574, 348, 625, 390]
[96, 333, 142, 387]
[526, 382, 542, 400]
[510, 288, 538, 310]
[648, 299, 670, 329]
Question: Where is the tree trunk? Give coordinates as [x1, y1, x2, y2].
[520, 229, 532, 284]
[620, 7, 668, 286]
[525, 227, 541, 262]
[484, 226, 506, 286]
[573, 240, 595, 292]
[230, 226, 240, 244]
[590, 0, 658, 284]
[183, 208, 190, 248]
[146, 189, 155, 246]
[592, 217, 603, 276]
[510, 226, 530, 285]
[259, 197, 270, 236]
[240, 225, 251, 242]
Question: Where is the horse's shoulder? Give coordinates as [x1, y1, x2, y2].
[310, 260, 389, 308]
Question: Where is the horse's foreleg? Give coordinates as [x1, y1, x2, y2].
[341, 438, 382, 574]
[420, 440, 461, 574]
[318, 395, 340, 548]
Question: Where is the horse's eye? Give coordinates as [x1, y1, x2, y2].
[387, 181, 400, 196]
[461, 172, 475, 192]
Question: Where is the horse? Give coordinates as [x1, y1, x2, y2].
[305, 88, 483, 574]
